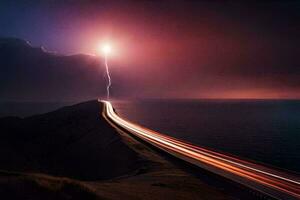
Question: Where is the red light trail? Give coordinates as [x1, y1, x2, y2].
[101, 100, 300, 200]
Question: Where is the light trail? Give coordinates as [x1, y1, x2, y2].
[101, 100, 300, 200]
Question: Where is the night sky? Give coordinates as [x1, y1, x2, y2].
[0, 0, 299, 100]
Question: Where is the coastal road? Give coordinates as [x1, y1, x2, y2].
[101, 100, 300, 200]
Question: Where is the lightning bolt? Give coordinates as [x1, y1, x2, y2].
[104, 53, 111, 99]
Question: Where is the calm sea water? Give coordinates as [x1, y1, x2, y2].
[112, 99, 300, 173]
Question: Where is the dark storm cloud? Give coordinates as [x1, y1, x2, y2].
[0, 0, 299, 100]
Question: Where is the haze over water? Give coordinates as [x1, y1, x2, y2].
[113, 99, 300, 173]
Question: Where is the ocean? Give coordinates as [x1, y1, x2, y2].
[112, 99, 300, 173]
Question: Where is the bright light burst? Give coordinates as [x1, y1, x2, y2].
[101, 44, 111, 55]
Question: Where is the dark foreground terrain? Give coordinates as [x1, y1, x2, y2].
[0, 100, 237, 199]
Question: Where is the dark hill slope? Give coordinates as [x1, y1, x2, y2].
[0, 100, 235, 200]
[0, 100, 141, 180]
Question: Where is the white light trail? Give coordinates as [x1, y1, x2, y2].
[101, 100, 300, 199]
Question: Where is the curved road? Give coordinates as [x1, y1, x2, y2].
[101, 100, 300, 200]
